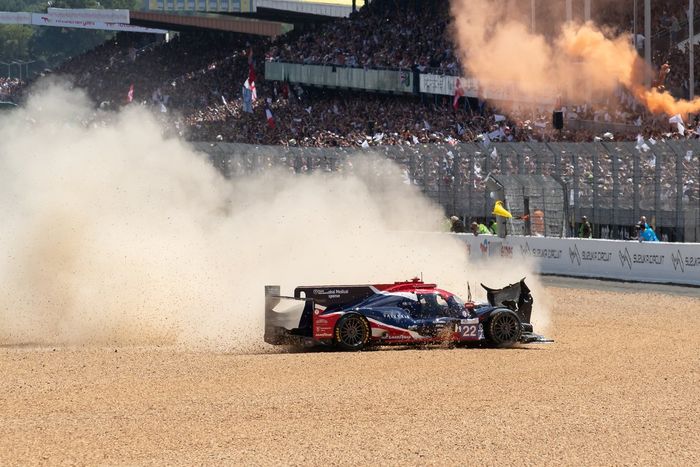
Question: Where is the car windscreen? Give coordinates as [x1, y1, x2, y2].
[360, 294, 413, 309]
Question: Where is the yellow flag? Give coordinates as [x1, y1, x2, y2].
[492, 200, 512, 218]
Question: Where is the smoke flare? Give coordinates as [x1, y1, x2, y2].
[450, 0, 700, 116]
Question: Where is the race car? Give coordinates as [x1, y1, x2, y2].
[264, 277, 551, 350]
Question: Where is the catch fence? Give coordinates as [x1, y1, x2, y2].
[193, 140, 700, 242]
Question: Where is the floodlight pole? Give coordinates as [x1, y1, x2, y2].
[531, 0, 536, 33]
[690, 0, 695, 100]
[584, 0, 591, 22]
[565, 0, 573, 22]
[633, 0, 637, 50]
[644, 0, 651, 87]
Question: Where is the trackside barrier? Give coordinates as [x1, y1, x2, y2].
[453, 234, 700, 286]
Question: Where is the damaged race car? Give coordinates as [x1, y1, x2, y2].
[264, 278, 551, 350]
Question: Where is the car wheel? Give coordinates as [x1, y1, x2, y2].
[334, 314, 370, 351]
[485, 309, 522, 348]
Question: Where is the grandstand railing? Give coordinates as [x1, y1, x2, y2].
[193, 140, 700, 242]
[266, 61, 555, 105]
[264, 62, 415, 94]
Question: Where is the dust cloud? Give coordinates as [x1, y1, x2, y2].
[0, 82, 548, 351]
[449, 0, 700, 116]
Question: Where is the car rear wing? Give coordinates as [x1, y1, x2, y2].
[264, 285, 314, 345]
[480, 279, 533, 323]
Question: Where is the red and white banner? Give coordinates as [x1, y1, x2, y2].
[31, 13, 166, 34]
[47, 8, 129, 24]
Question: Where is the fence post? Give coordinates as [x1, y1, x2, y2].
[467, 149, 474, 219]
[499, 144, 507, 174]
[572, 149, 580, 229]
[676, 148, 685, 241]
[483, 147, 492, 218]
[665, 142, 688, 241]
[633, 148, 641, 225]
[517, 149, 525, 174]
[611, 145, 619, 234]
[453, 151, 461, 216]
[592, 148, 599, 237]
[653, 146, 661, 235]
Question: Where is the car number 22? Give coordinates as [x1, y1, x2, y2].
[457, 324, 478, 338]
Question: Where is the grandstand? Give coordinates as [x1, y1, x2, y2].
[2, 0, 700, 241]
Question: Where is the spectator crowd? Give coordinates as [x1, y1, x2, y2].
[4, 0, 700, 153]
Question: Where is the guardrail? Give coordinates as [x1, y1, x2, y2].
[454, 234, 700, 286]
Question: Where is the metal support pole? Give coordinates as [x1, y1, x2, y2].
[611, 146, 619, 231]
[566, 0, 573, 22]
[690, 0, 695, 100]
[584, 0, 591, 22]
[653, 148, 661, 234]
[467, 151, 474, 218]
[531, 0, 536, 33]
[644, 0, 651, 86]
[665, 143, 688, 241]
[573, 151, 580, 230]
[592, 149, 599, 236]
[633, 148, 641, 224]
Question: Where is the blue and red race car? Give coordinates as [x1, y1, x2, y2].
[264, 278, 551, 350]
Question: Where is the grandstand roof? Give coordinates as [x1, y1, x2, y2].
[130, 10, 293, 36]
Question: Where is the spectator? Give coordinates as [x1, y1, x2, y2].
[638, 222, 659, 242]
[450, 216, 465, 233]
[470, 221, 490, 236]
[488, 218, 498, 235]
[579, 216, 592, 238]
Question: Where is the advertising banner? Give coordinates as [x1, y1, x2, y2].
[47, 8, 130, 24]
[419, 73, 556, 105]
[31, 13, 167, 34]
[0, 12, 32, 24]
[456, 234, 700, 286]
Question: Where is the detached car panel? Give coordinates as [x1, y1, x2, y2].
[264, 278, 551, 350]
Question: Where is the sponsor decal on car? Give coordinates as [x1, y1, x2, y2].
[312, 288, 350, 299]
[314, 326, 333, 338]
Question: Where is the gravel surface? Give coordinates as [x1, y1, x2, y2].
[1, 285, 699, 466]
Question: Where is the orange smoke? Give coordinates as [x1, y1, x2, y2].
[632, 86, 700, 115]
[450, 0, 700, 116]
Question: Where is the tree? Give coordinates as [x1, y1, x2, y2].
[0, 25, 33, 60]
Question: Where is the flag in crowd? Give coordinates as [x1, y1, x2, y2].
[242, 45, 257, 114]
[669, 114, 685, 135]
[265, 105, 275, 129]
[636, 134, 650, 152]
[247, 47, 257, 102]
[453, 78, 464, 111]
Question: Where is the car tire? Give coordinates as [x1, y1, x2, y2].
[485, 309, 522, 348]
[334, 314, 370, 351]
